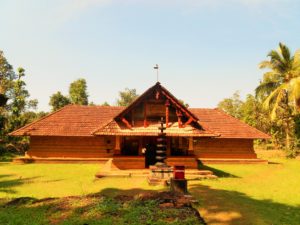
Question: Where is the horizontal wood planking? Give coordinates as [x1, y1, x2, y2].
[28, 136, 115, 158]
[112, 156, 198, 169]
[194, 138, 257, 159]
[166, 157, 198, 169]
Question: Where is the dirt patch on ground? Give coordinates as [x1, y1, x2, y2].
[1, 191, 206, 225]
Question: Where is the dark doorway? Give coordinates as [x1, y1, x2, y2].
[121, 137, 139, 155]
[145, 143, 156, 168]
[144, 137, 157, 168]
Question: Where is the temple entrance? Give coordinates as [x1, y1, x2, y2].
[121, 137, 139, 155]
[144, 137, 157, 168]
[171, 137, 189, 156]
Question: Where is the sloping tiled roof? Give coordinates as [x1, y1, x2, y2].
[10, 105, 270, 139]
[10, 105, 124, 137]
[190, 108, 270, 139]
[94, 120, 218, 137]
[115, 82, 199, 122]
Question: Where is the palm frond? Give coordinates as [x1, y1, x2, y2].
[262, 71, 282, 82]
[255, 81, 279, 98]
[293, 49, 300, 70]
[279, 42, 291, 64]
[259, 60, 273, 69]
[270, 91, 284, 121]
[268, 50, 287, 74]
[289, 77, 300, 110]
[262, 83, 287, 110]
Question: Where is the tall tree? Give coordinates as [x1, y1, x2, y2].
[116, 88, 139, 106]
[101, 101, 110, 106]
[255, 43, 300, 152]
[217, 91, 243, 119]
[7, 68, 38, 131]
[0, 51, 15, 107]
[49, 91, 70, 111]
[69, 78, 88, 105]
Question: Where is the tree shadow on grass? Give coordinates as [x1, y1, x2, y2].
[198, 164, 240, 178]
[0, 175, 40, 194]
[189, 183, 300, 225]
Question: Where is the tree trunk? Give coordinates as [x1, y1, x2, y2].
[285, 124, 290, 150]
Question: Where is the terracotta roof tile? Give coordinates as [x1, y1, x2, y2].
[190, 108, 271, 139]
[10, 105, 270, 139]
[10, 105, 124, 137]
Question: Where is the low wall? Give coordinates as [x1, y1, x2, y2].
[27, 136, 114, 158]
[194, 138, 257, 159]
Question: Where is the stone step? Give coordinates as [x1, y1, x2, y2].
[198, 158, 268, 164]
[185, 170, 213, 175]
[186, 174, 218, 180]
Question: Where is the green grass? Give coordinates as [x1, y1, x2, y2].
[1, 153, 300, 225]
[0, 195, 203, 225]
[190, 157, 300, 225]
[0, 163, 163, 198]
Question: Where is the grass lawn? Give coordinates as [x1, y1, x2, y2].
[192, 157, 300, 225]
[1, 153, 300, 225]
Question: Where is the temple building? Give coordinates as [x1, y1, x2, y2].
[10, 82, 270, 168]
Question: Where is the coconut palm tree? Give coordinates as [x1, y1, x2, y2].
[256, 43, 300, 150]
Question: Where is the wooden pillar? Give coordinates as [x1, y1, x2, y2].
[144, 102, 148, 127]
[166, 137, 171, 156]
[188, 137, 194, 156]
[165, 100, 170, 128]
[179, 137, 183, 149]
[114, 136, 121, 155]
[176, 110, 183, 128]
[138, 137, 143, 155]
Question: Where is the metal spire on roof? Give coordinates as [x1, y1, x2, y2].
[153, 64, 159, 82]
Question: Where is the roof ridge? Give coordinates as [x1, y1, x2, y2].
[114, 82, 199, 121]
[9, 105, 73, 136]
[214, 108, 271, 138]
[68, 105, 125, 109]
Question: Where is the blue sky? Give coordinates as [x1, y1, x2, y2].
[0, 0, 299, 111]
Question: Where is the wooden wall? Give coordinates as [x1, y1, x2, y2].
[27, 136, 257, 159]
[27, 136, 115, 158]
[193, 138, 257, 159]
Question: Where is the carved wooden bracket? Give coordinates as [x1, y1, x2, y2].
[183, 117, 193, 128]
[121, 117, 132, 129]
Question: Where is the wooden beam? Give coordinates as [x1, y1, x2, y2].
[114, 136, 121, 155]
[155, 91, 160, 100]
[178, 117, 182, 128]
[183, 117, 193, 128]
[176, 110, 183, 128]
[131, 109, 134, 126]
[165, 100, 170, 128]
[188, 137, 194, 156]
[121, 118, 132, 129]
[161, 90, 197, 122]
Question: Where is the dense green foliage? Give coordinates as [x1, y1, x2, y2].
[101, 101, 110, 106]
[49, 91, 71, 111]
[49, 78, 89, 111]
[69, 78, 89, 105]
[116, 88, 139, 106]
[0, 52, 44, 157]
[218, 43, 300, 156]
